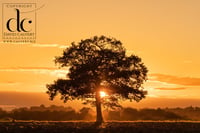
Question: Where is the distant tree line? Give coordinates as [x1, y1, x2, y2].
[0, 105, 95, 121]
[0, 105, 200, 121]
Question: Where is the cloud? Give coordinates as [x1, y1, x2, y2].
[0, 42, 69, 49]
[31, 43, 69, 49]
[0, 81, 20, 86]
[155, 87, 186, 90]
[0, 67, 68, 78]
[0, 67, 57, 71]
[150, 74, 200, 86]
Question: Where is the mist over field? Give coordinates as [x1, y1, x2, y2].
[1, 92, 200, 111]
[1, 103, 200, 122]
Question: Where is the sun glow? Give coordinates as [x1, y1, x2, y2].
[100, 91, 107, 98]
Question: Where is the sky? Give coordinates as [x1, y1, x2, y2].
[0, 0, 200, 109]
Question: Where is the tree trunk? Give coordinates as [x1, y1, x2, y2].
[95, 91, 103, 124]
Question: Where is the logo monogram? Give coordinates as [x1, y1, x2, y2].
[2, 3, 36, 43]
[6, 9, 32, 32]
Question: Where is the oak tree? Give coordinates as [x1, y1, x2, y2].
[46, 35, 148, 124]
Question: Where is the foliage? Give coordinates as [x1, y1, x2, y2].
[46, 35, 148, 109]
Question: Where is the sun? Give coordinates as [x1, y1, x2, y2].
[100, 91, 107, 98]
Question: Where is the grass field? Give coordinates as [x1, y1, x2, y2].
[1, 121, 200, 133]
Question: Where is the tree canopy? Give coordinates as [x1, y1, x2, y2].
[46, 35, 148, 123]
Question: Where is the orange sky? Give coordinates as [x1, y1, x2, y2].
[0, 0, 200, 108]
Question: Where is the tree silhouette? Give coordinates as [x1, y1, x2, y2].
[46, 35, 148, 124]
